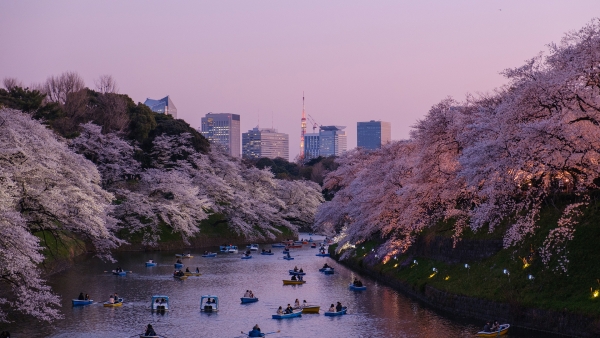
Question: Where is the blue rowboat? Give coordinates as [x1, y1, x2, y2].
[240, 297, 259, 304]
[316, 253, 330, 257]
[272, 309, 302, 319]
[348, 283, 367, 291]
[72, 299, 93, 306]
[201, 253, 217, 257]
[271, 243, 286, 248]
[283, 256, 294, 260]
[174, 263, 183, 268]
[319, 267, 334, 272]
[145, 262, 157, 267]
[112, 270, 126, 276]
[241, 255, 252, 259]
[320, 268, 334, 274]
[260, 251, 274, 255]
[324, 306, 347, 316]
[288, 270, 306, 276]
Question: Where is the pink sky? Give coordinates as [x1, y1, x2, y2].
[1, 1, 599, 159]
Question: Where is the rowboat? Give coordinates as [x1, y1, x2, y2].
[103, 298, 124, 307]
[112, 270, 126, 276]
[283, 256, 294, 260]
[324, 306, 347, 316]
[184, 272, 201, 276]
[272, 309, 302, 319]
[260, 251, 274, 255]
[300, 305, 320, 313]
[283, 280, 306, 285]
[145, 261, 157, 267]
[174, 263, 183, 268]
[476, 324, 510, 337]
[348, 283, 367, 291]
[228, 245, 239, 254]
[247, 244, 259, 251]
[316, 253, 330, 257]
[201, 253, 217, 257]
[271, 243, 286, 248]
[241, 255, 252, 259]
[288, 270, 306, 276]
[321, 268, 334, 275]
[72, 299, 93, 306]
[175, 253, 193, 258]
[240, 297, 259, 303]
[319, 267, 334, 273]
[151, 295, 169, 311]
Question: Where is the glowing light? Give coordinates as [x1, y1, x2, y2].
[464, 264, 470, 269]
[413, 260, 418, 265]
[394, 264, 398, 268]
[528, 275, 534, 280]
[429, 272, 437, 278]
[444, 276, 450, 281]
[503, 269, 510, 276]
[593, 290, 599, 298]
[523, 262, 530, 269]
[432, 267, 438, 272]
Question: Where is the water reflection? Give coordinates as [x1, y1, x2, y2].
[3, 235, 544, 337]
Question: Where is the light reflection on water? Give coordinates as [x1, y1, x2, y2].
[5, 235, 532, 337]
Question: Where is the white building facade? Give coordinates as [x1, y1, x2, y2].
[242, 127, 289, 160]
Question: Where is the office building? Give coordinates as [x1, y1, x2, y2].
[200, 113, 241, 157]
[242, 127, 289, 160]
[143, 96, 177, 119]
[357, 120, 391, 149]
[303, 126, 347, 160]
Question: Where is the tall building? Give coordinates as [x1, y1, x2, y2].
[143, 96, 178, 119]
[303, 126, 347, 160]
[200, 113, 241, 157]
[242, 127, 289, 160]
[357, 120, 391, 149]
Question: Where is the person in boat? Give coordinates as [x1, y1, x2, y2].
[294, 299, 300, 308]
[195, 267, 200, 273]
[85, 293, 90, 300]
[323, 263, 330, 269]
[482, 321, 491, 332]
[329, 304, 336, 312]
[286, 252, 291, 258]
[244, 290, 250, 297]
[114, 293, 120, 303]
[302, 300, 308, 308]
[353, 278, 362, 287]
[78, 292, 85, 300]
[108, 295, 115, 304]
[299, 267, 303, 273]
[185, 267, 190, 273]
[268, 249, 271, 253]
[176, 259, 182, 264]
[297, 275, 303, 281]
[491, 321, 499, 331]
[293, 266, 298, 272]
[285, 304, 293, 314]
[248, 324, 262, 337]
[291, 275, 297, 281]
[144, 324, 157, 336]
[336, 302, 342, 312]
[261, 249, 265, 253]
[277, 306, 284, 315]
[249, 290, 254, 298]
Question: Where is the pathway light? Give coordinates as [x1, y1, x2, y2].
[528, 274, 535, 280]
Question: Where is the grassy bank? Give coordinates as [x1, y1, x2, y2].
[335, 196, 600, 318]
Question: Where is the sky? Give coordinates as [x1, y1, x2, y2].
[1, 1, 599, 160]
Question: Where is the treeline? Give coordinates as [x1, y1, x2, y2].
[315, 19, 600, 273]
[0, 73, 323, 323]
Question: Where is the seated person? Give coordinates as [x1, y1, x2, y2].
[293, 266, 298, 272]
[244, 290, 251, 297]
[491, 321, 499, 331]
[145, 324, 156, 336]
[329, 304, 336, 312]
[185, 267, 190, 273]
[195, 267, 200, 273]
[298, 275, 303, 281]
[85, 294, 90, 300]
[268, 249, 272, 253]
[285, 304, 293, 314]
[291, 275, 297, 281]
[249, 290, 254, 298]
[302, 300, 308, 308]
[294, 299, 300, 308]
[277, 306, 284, 315]
[176, 259, 182, 264]
[78, 292, 85, 300]
[299, 268, 303, 273]
[108, 295, 115, 304]
[482, 322, 491, 332]
[248, 324, 262, 337]
[323, 263, 330, 269]
[336, 302, 342, 312]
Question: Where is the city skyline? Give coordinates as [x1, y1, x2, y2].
[1, 2, 599, 159]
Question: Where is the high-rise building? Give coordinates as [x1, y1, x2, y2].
[242, 127, 289, 160]
[143, 96, 178, 119]
[303, 126, 347, 160]
[200, 113, 241, 157]
[357, 120, 391, 149]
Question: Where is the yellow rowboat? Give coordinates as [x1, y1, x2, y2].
[476, 324, 510, 337]
[283, 280, 306, 285]
[184, 272, 201, 276]
[300, 305, 320, 313]
[174, 275, 188, 280]
[103, 302, 123, 307]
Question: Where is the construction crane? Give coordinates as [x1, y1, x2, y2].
[307, 114, 320, 132]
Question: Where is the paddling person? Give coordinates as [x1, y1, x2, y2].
[336, 302, 343, 312]
[78, 292, 85, 300]
[144, 324, 156, 336]
[185, 267, 190, 273]
[491, 320, 499, 331]
[114, 293, 120, 303]
[285, 304, 293, 314]
[293, 266, 298, 272]
[482, 321, 491, 332]
[248, 324, 262, 337]
[299, 267, 303, 273]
